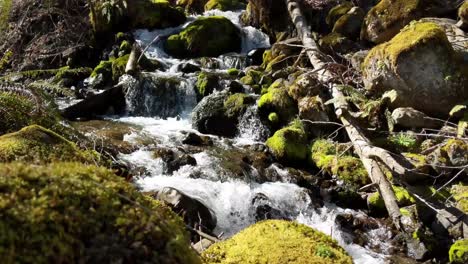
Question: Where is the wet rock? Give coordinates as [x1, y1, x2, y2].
[153, 147, 197, 173]
[192, 91, 237, 137]
[329, 187, 367, 210]
[165, 16, 241, 58]
[62, 85, 126, 119]
[252, 193, 287, 221]
[182, 132, 213, 146]
[391, 107, 440, 129]
[335, 212, 383, 248]
[178, 63, 201, 73]
[362, 22, 468, 118]
[151, 187, 217, 234]
[228, 80, 244, 93]
[196, 71, 221, 100]
[247, 48, 267, 66]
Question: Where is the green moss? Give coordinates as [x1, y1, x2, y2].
[319, 32, 356, 54]
[165, 16, 241, 58]
[449, 239, 468, 263]
[265, 121, 308, 164]
[310, 139, 336, 171]
[54, 66, 92, 83]
[240, 69, 263, 86]
[111, 54, 130, 82]
[0, 88, 66, 136]
[91, 60, 113, 79]
[368, 186, 416, 211]
[119, 40, 132, 54]
[226, 68, 240, 76]
[0, 49, 12, 72]
[224, 93, 253, 118]
[451, 184, 468, 213]
[331, 156, 369, 186]
[0, 0, 12, 32]
[258, 80, 297, 123]
[202, 220, 352, 264]
[177, 0, 209, 13]
[460, 1, 468, 23]
[204, 0, 242, 11]
[196, 71, 219, 98]
[403, 153, 429, 173]
[326, 1, 353, 26]
[268, 112, 279, 124]
[1, 69, 61, 82]
[363, 22, 451, 70]
[0, 162, 200, 264]
[0, 125, 98, 164]
[115, 32, 126, 42]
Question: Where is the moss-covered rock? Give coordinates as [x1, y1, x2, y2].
[204, 0, 244, 11]
[0, 125, 98, 164]
[165, 16, 241, 58]
[332, 7, 365, 39]
[298, 96, 329, 122]
[54, 66, 92, 86]
[442, 139, 468, 167]
[368, 186, 416, 212]
[460, 1, 468, 25]
[0, 0, 12, 32]
[265, 121, 308, 164]
[331, 156, 369, 186]
[90, 0, 186, 34]
[319, 32, 359, 54]
[362, 21, 468, 117]
[326, 1, 354, 26]
[119, 40, 132, 54]
[287, 72, 322, 101]
[196, 71, 220, 99]
[360, 0, 445, 43]
[226, 68, 240, 76]
[91, 60, 113, 79]
[449, 239, 468, 263]
[0, 85, 65, 136]
[177, 0, 209, 13]
[451, 184, 468, 213]
[202, 220, 352, 263]
[224, 93, 254, 119]
[111, 54, 130, 82]
[0, 162, 200, 263]
[258, 80, 297, 123]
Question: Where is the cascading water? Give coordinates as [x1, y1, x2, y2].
[110, 9, 392, 264]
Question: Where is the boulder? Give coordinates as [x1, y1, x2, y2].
[177, 0, 209, 14]
[196, 71, 221, 100]
[0, 162, 200, 263]
[265, 121, 308, 164]
[391, 107, 440, 129]
[153, 148, 197, 173]
[258, 80, 297, 124]
[319, 32, 360, 54]
[240, 0, 289, 41]
[204, 0, 245, 11]
[332, 7, 365, 39]
[361, 0, 453, 44]
[287, 72, 324, 101]
[178, 62, 201, 73]
[326, 1, 354, 27]
[165, 16, 241, 58]
[298, 96, 329, 122]
[182, 132, 213, 146]
[201, 220, 353, 263]
[153, 187, 217, 233]
[252, 193, 288, 221]
[362, 22, 468, 117]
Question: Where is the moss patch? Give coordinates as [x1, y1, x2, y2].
[266, 121, 308, 164]
[0, 162, 200, 263]
[202, 220, 352, 264]
[326, 1, 353, 26]
[0, 0, 12, 32]
[0, 125, 98, 164]
[54, 66, 92, 83]
[368, 186, 416, 211]
[224, 93, 254, 119]
[111, 54, 130, 82]
[451, 184, 468, 213]
[460, 1, 468, 24]
[196, 71, 219, 99]
[258, 80, 297, 123]
[449, 239, 468, 263]
[204, 0, 243, 11]
[165, 16, 241, 58]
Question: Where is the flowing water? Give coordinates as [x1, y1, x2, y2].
[100, 10, 392, 264]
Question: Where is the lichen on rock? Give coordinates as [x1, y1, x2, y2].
[202, 220, 353, 264]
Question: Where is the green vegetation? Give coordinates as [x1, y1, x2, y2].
[0, 0, 12, 32]
[266, 120, 308, 164]
[111, 54, 130, 81]
[451, 184, 468, 213]
[54, 66, 92, 83]
[449, 239, 468, 263]
[0, 125, 98, 164]
[202, 220, 352, 263]
[0, 49, 12, 72]
[258, 80, 297, 123]
[165, 16, 241, 58]
[205, 0, 243, 11]
[224, 93, 253, 118]
[368, 186, 416, 211]
[0, 162, 200, 264]
[196, 71, 219, 98]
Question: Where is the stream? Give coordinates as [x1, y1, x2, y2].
[86, 10, 393, 264]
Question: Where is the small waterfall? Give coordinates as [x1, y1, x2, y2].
[236, 105, 270, 145]
[125, 72, 197, 118]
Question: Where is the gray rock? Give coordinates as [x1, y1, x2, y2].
[391, 107, 440, 128]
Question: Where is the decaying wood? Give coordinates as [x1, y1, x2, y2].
[285, 0, 407, 228]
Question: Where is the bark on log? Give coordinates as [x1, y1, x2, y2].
[125, 43, 142, 75]
[285, 0, 405, 228]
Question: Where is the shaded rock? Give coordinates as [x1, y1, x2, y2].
[298, 96, 329, 122]
[152, 187, 217, 233]
[62, 85, 126, 119]
[228, 80, 244, 93]
[347, 49, 369, 72]
[252, 193, 287, 221]
[287, 72, 324, 101]
[262, 38, 305, 72]
[205, 0, 245, 11]
[182, 132, 213, 146]
[178, 63, 201, 73]
[165, 16, 241, 58]
[332, 7, 365, 39]
[240, 0, 289, 41]
[326, 1, 354, 27]
[391, 107, 440, 129]
[460, 1, 468, 25]
[247, 48, 267, 66]
[319, 32, 359, 54]
[177, 0, 209, 14]
[442, 139, 468, 167]
[362, 22, 468, 117]
[153, 147, 197, 173]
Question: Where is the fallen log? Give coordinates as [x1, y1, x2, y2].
[284, 0, 406, 228]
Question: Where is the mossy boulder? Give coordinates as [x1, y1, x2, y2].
[0, 85, 65, 135]
[0, 125, 98, 164]
[298, 96, 329, 122]
[0, 162, 200, 263]
[442, 139, 468, 167]
[204, 0, 244, 11]
[332, 7, 365, 39]
[360, 0, 447, 43]
[449, 239, 468, 263]
[111, 54, 130, 82]
[202, 220, 352, 263]
[165, 16, 241, 58]
[90, 0, 186, 34]
[196, 71, 220, 100]
[177, 0, 209, 13]
[326, 1, 354, 26]
[319, 32, 359, 54]
[451, 184, 468, 213]
[460, 1, 468, 25]
[310, 139, 369, 186]
[224, 93, 255, 119]
[265, 121, 308, 164]
[287, 72, 323, 101]
[258, 80, 298, 123]
[362, 22, 468, 117]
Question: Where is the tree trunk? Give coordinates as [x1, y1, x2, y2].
[284, 0, 404, 228]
